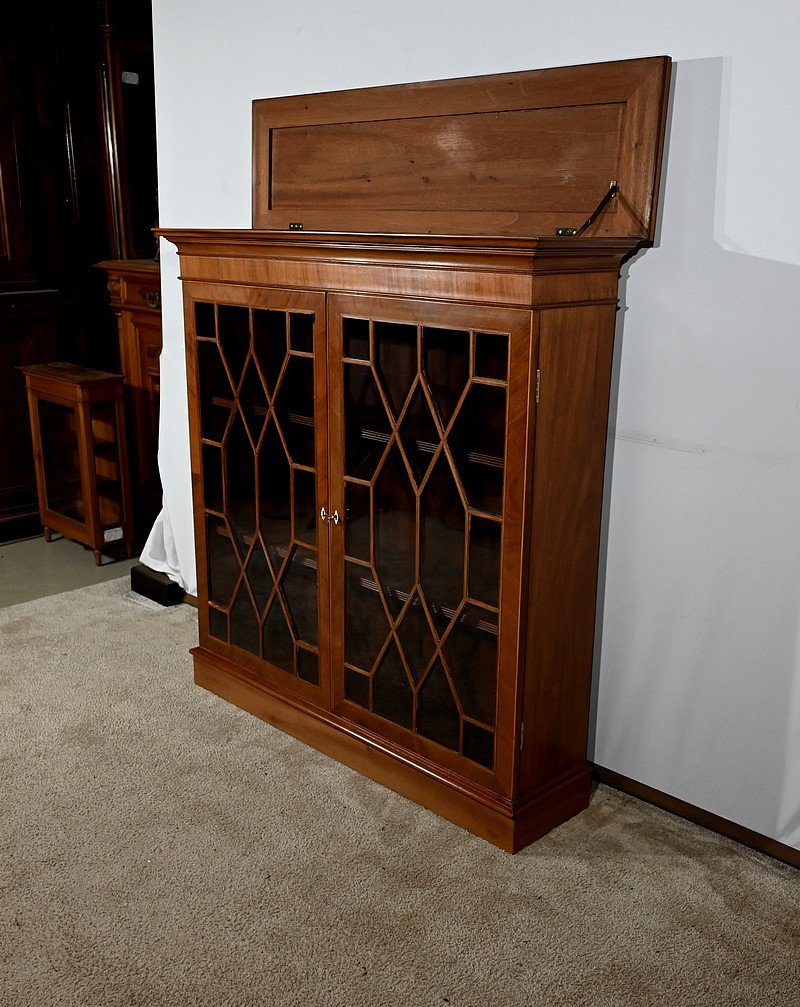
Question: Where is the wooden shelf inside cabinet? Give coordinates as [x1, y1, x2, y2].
[159, 55, 671, 852]
[19, 362, 134, 565]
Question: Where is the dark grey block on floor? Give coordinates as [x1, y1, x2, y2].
[130, 562, 185, 606]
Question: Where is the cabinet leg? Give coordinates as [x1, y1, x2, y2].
[43, 527, 52, 543]
[125, 540, 134, 559]
[93, 549, 103, 566]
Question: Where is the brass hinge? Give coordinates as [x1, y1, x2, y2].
[520, 722, 525, 751]
[535, 369, 541, 404]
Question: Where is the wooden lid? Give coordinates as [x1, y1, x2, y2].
[19, 361, 121, 384]
[94, 259, 160, 273]
[252, 56, 671, 241]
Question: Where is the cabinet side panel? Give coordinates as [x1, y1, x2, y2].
[521, 302, 617, 794]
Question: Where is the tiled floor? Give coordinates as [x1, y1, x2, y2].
[0, 534, 138, 608]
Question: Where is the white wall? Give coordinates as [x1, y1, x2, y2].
[149, 0, 800, 850]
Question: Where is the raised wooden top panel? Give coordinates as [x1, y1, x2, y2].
[253, 56, 671, 240]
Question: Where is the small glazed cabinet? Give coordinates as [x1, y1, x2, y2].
[161, 56, 671, 851]
[20, 362, 133, 564]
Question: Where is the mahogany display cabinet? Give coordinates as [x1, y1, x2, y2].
[20, 362, 133, 565]
[160, 56, 671, 851]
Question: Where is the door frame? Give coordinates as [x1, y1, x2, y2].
[326, 292, 535, 798]
[183, 281, 331, 708]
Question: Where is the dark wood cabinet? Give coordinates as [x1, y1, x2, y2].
[0, 3, 158, 541]
[0, 292, 60, 537]
[161, 56, 671, 850]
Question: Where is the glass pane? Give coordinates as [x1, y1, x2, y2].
[423, 327, 469, 426]
[202, 444, 223, 512]
[293, 468, 317, 546]
[206, 515, 239, 607]
[420, 454, 465, 633]
[417, 658, 460, 751]
[217, 305, 251, 386]
[344, 364, 391, 480]
[335, 308, 510, 770]
[397, 383, 439, 487]
[253, 309, 287, 396]
[262, 597, 294, 673]
[96, 480, 123, 529]
[396, 592, 435, 682]
[345, 667, 370, 708]
[90, 400, 117, 446]
[230, 580, 260, 656]
[463, 722, 494, 769]
[474, 332, 508, 380]
[244, 538, 273, 614]
[449, 384, 506, 515]
[443, 603, 498, 725]
[281, 546, 318, 646]
[290, 312, 314, 352]
[196, 340, 232, 442]
[38, 400, 83, 522]
[374, 444, 416, 617]
[469, 516, 502, 607]
[372, 639, 413, 730]
[345, 563, 390, 672]
[297, 647, 319, 685]
[224, 411, 256, 555]
[239, 356, 269, 446]
[194, 301, 216, 339]
[374, 321, 416, 418]
[274, 355, 315, 467]
[343, 317, 369, 360]
[208, 607, 228, 642]
[257, 419, 291, 572]
[345, 482, 370, 561]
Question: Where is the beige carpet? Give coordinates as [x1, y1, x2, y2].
[0, 579, 797, 1007]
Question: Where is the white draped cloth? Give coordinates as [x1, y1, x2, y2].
[139, 278, 197, 595]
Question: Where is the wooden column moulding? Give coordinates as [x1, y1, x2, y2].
[97, 1, 160, 261]
[159, 56, 671, 852]
[96, 258, 162, 531]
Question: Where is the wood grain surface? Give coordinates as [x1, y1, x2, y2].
[253, 56, 671, 239]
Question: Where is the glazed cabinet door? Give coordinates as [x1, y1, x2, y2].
[327, 294, 534, 795]
[186, 285, 330, 705]
[33, 397, 90, 532]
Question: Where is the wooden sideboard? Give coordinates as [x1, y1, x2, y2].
[97, 259, 162, 533]
[160, 56, 671, 851]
